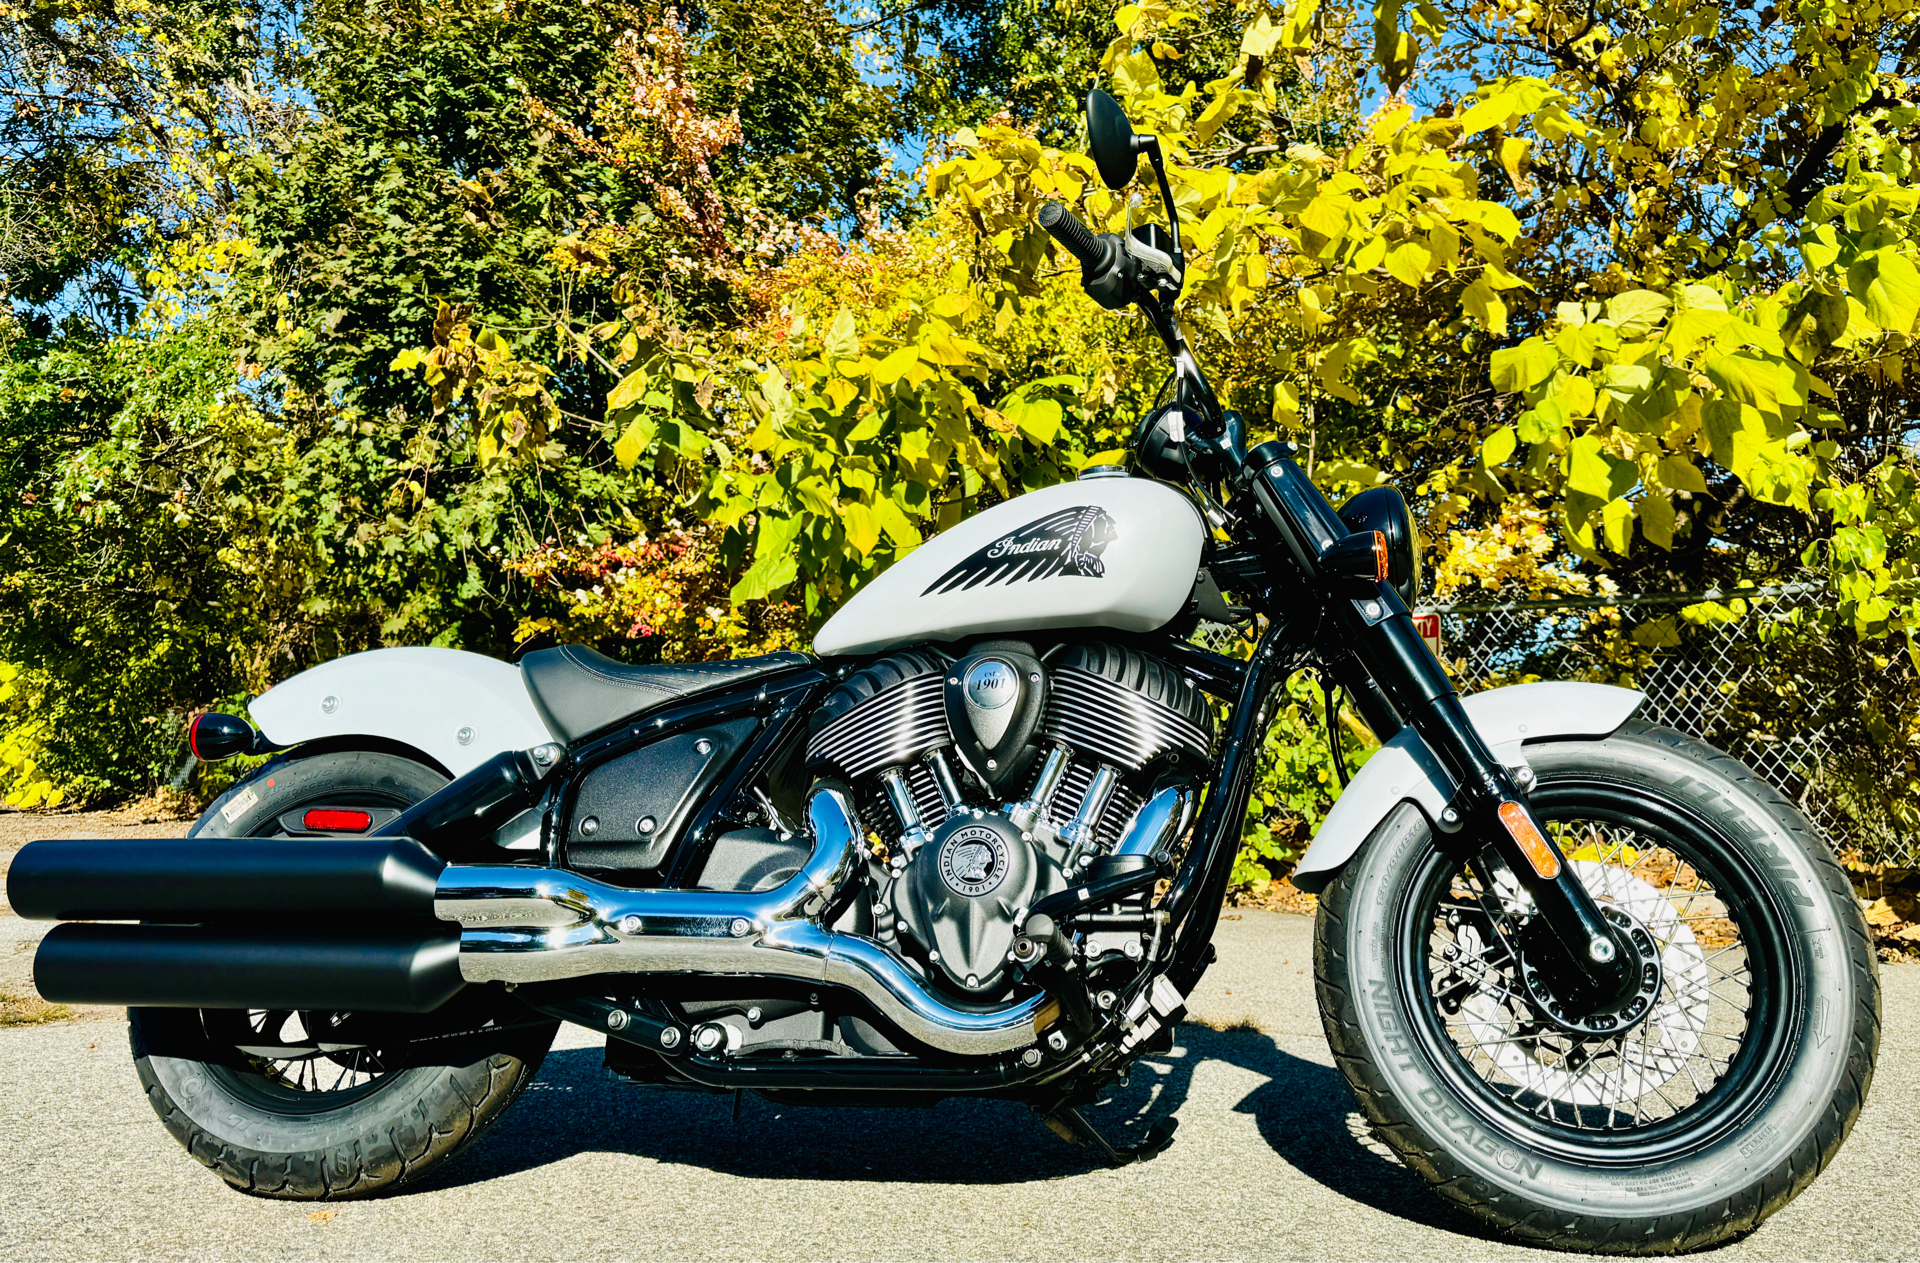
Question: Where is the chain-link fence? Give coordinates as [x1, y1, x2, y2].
[1198, 582, 1913, 867]
[1426, 583, 1911, 867]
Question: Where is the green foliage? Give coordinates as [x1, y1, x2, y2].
[0, 0, 305, 325]
[1235, 673, 1378, 886]
[0, 0, 938, 799]
[234, 0, 651, 410]
[0, 664, 60, 809]
[1819, 454, 1920, 649]
[0, 296, 649, 798]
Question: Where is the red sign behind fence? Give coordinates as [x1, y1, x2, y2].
[1412, 612, 1443, 663]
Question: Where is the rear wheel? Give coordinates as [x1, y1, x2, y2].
[131, 750, 557, 1199]
[1314, 723, 1878, 1253]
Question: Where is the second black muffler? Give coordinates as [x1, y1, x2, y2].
[10, 835, 460, 1012]
[34, 923, 465, 1012]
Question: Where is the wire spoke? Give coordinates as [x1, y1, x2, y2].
[1420, 812, 1763, 1138]
[237, 1009, 391, 1098]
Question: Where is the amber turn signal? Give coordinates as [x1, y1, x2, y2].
[1319, 529, 1392, 585]
[1498, 800, 1562, 880]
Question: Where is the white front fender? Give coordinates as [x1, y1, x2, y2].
[1289, 681, 1645, 894]
[248, 648, 555, 778]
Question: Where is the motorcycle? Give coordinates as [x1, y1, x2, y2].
[10, 89, 1877, 1253]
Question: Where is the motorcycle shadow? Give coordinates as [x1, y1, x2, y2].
[418, 1024, 1475, 1235]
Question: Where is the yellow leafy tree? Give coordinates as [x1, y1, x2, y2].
[378, 0, 1920, 870]
[0, 665, 62, 810]
[396, 0, 1920, 667]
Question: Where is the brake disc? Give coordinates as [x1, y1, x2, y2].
[1457, 860, 1711, 1109]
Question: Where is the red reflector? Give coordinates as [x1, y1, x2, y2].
[303, 808, 373, 832]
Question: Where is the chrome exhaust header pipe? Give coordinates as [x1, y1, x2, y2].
[1108, 782, 1194, 864]
[435, 787, 1051, 1057]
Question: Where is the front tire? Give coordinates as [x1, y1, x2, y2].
[1314, 722, 1878, 1253]
[131, 750, 557, 1200]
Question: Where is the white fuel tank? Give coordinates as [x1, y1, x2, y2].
[813, 474, 1205, 657]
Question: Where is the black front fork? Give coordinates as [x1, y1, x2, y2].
[1242, 445, 1635, 1005]
[1345, 589, 1633, 1001]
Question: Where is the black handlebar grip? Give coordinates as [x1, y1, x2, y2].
[1038, 202, 1103, 267]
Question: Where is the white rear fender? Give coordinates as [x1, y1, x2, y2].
[248, 648, 555, 778]
[1289, 681, 1645, 894]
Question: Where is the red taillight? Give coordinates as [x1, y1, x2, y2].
[303, 808, 373, 832]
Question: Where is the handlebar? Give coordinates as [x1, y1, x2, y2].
[1038, 202, 1103, 267]
[1034, 200, 1239, 478]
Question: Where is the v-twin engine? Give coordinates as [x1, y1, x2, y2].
[806, 640, 1214, 999]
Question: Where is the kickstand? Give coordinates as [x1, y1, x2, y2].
[732, 1089, 744, 1122]
[1042, 1106, 1179, 1167]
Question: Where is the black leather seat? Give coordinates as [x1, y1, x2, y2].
[518, 645, 815, 744]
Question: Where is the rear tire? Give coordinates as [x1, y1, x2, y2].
[1313, 723, 1879, 1253]
[132, 750, 556, 1200]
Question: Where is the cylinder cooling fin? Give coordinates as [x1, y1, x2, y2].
[1044, 643, 1215, 773]
[897, 760, 952, 832]
[808, 639, 1212, 848]
[1043, 759, 1143, 850]
[806, 649, 952, 782]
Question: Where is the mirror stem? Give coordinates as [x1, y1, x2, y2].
[1137, 135, 1182, 257]
[1148, 303, 1222, 429]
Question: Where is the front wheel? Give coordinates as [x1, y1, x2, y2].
[1314, 722, 1878, 1254]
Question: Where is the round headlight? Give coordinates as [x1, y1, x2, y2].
[1133, 401, 1205, 484]
[1338, 487, 1421, 606]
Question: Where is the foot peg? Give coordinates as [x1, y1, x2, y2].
[1043, 1105, 1179, 1166]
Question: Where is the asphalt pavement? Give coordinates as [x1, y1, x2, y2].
[1, 900, 1914, 1262]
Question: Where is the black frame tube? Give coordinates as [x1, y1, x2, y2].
[1162, 617, 1306, 993]
[381, 748, 549, 859]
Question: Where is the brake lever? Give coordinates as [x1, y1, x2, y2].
[1123, 232, 1182, 295]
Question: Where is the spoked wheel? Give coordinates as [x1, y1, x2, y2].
[130, 750, 557, 1200]
[1414, 796, 1781, 1155]
[1316, 723, 1878, 1254]
[204, 1008, 412, 1103]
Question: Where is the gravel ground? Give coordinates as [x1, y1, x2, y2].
[0, 815, 1913, 1262]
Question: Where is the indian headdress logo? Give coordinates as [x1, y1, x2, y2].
[921, 505, 1118, 595]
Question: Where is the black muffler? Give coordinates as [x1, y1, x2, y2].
[5, 836, 446, 921]
[10, 836, 460, 1012]
[5, 749, 561, 1012]
[34, 923, 465, 1012]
